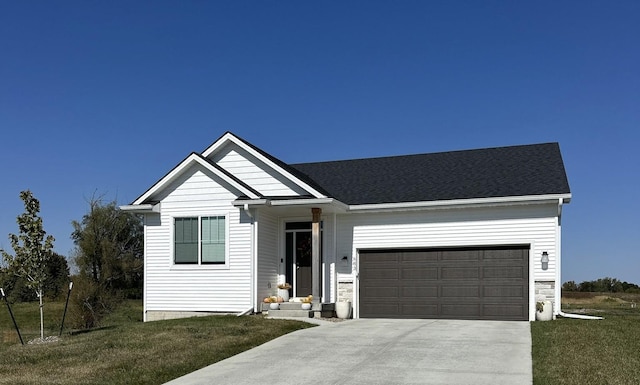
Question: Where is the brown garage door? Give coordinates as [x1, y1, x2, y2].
[359, 246, 529, 320]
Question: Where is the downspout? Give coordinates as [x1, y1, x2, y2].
[554, 199, 602, 320]
[558, 311, 603, 320]
[244, 204, 257, 315]
[556, 199, 562, 317]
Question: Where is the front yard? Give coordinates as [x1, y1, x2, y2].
[2, 294, 640, 384]
[0, 300, 313, 385]
[531, 294, 640, 385]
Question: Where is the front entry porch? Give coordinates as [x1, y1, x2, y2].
[260, 301, 336, 318]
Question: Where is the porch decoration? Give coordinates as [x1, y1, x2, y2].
[335, 301, 352, 319]
[300, 295, 313, 310]
[536, 300, 553, 321]
[277, 282, 292, 302]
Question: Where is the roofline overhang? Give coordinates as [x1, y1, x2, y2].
[232, 197, 349, 211]
[348, 193, 572, 212]
[119, 203, 160, 213]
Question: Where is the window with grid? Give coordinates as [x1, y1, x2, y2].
[174, 216, 226, 265]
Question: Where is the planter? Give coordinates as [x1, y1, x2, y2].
[536, 301, 553, 321]
[335, 301, 352, 319]
[269, 303, 280, 311]
[301, 303, 312, 310]
[277, 288, 290, 302]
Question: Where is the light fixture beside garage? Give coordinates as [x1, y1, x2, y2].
[541, 251, 549, 270]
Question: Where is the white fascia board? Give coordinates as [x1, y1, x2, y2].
[269, 198, 347, 210]
[202, 133, 327, 199]
[133, 153, 259, 205]
[119, 204, 160, 213]
[348, 193, 572, 212]
[232, 199, 269, 207]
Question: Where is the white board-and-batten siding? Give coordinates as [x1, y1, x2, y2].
[209, 143, 308, 197]
[336, 203, 561, 282]
[143, 166, 253, 316]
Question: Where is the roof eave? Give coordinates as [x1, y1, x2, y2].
[119, 203, 160, 213]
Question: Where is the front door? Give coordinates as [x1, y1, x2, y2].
[285, 222, 320, 297]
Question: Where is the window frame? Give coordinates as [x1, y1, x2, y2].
[171, 214, 230, 269]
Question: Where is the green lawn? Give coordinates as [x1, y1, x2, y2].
[0, 300, 313, 385]
[532, 294, 640, 385]
[4, 295, 640, 384]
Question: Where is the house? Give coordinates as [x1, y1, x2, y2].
[121, 132, 571, 322]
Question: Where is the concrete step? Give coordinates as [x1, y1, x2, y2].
[267, 309, 314, 318]
[261, 302, 335, 312]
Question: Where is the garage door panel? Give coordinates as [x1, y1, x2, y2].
[363, 268, 399, 280]
[441, 303, 481, 318]
[401, 304, 439, 317]
[483, 266, 525, 279]
[441, 285, 480, 298]
[361, 286, 399, 298]
[359, 246, 529, 321]
[484, 285, 525, 298]
[401, 286, 438, 298]
[401, 251, 438, 263]
[401, 267, 438, 280]
[483, 304, 527, 319]
[441, 267, 480, 279]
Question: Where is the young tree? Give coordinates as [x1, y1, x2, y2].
[0, 190, 55, 340]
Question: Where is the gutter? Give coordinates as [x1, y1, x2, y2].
[348, 193, 572, 212]
[119, 203, 160, 213]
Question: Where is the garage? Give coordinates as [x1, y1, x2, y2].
[359, 246, 529, 321]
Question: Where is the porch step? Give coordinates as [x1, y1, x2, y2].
[267, 309, 314, 318]
[261, 302, 336, 318]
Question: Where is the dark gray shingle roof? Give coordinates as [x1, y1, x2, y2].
[290, 143, 570, 205]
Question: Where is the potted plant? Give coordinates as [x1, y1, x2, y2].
[277, 283, 291, 302]
[335, 300, 352, 319]
[264, 296, 280, 310]
[536, 300, 553, 321]
[300, 295, 313, 310]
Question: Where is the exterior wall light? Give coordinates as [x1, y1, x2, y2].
[541, 251, 549, 271]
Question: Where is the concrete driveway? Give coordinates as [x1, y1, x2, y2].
[165, 319, 532, 385]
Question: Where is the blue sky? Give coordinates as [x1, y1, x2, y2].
[1, 1, 638, 284]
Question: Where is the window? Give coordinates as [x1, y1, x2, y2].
[174, 216, 226, 265]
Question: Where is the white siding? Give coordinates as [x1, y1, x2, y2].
[256, 210, 279, 305]
[144, 165, 252, 314]
[210, 143, 308, 197]
[337, 203, 560, 281]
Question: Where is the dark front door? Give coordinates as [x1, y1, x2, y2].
[294, 231, 312, 297]
[285, 223, 313, 297]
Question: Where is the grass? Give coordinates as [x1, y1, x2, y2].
[532, 293, 640, 385]
[0, 300, 313, 385]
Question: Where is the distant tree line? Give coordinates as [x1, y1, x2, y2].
[562, 277, 640, 294]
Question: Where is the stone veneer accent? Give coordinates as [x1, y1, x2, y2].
[337, 281, 353, 303]
[535, 280, 556, 303]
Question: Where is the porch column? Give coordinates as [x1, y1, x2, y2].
[311, 207, 322, 302]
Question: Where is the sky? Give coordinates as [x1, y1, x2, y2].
[1, 1, 638, 284]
